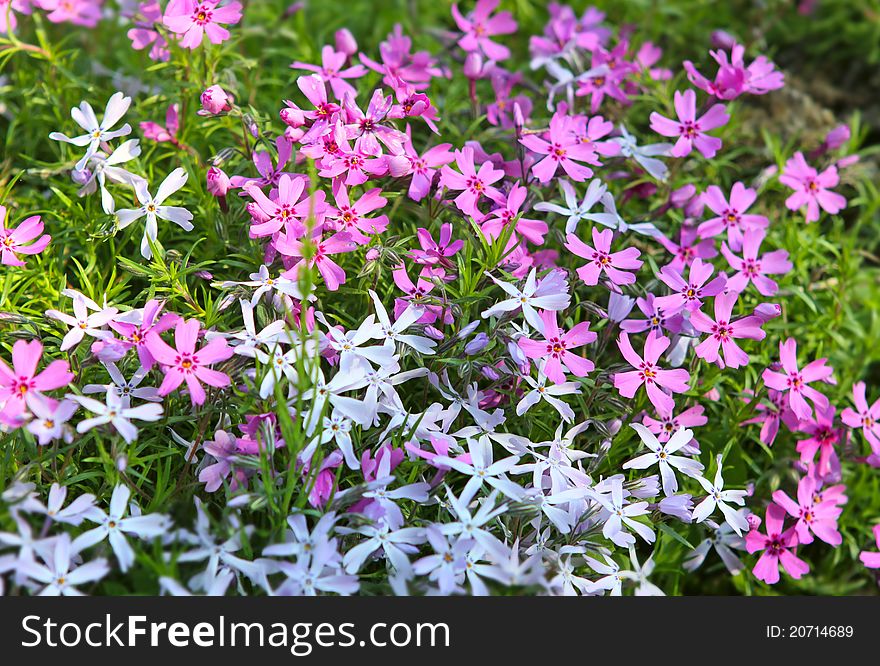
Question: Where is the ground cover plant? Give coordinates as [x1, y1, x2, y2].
[1, 0, 879, 596]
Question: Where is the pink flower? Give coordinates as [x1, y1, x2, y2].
[772, 475, 842, 546]
[127, 1, 170, 62]
[779, 151, 847, 223]
[796, 404, 844, 477]
[0, 340, 74, 424]
[690, 292, 766, 369]
[140, 103, 180, 145]
[439, 146, 505, 217]
[326, 184, 389, 244]
[657, 225, 717, 273]
[451, 0, 517, 61]
[390, 141, 455, 202]
[145, 318, 234, 406]
[392, 264, 449, 324]
[481, 182, 548, 245]
[841, 381, 880, 452]
[244, 174, 325, 238]
[163, 0, 242, 49]
[643, 405, 707, 446]
[40, 0, 102, 27]
[575, 44, 634, 113]
[199, 84, 233, 115]
[613, 331, 691, 415]
[860, 525, 880, 568]
[762, 338, 834, 421]
[654, 257, 726, 314]
[684, 43, 784, 100]
[276, 230, 358, 292]
[520, 111, 602, 183]
[620, 293, 685, 335]
[565, 227, 642, 288]
[343, 89, 404, 157]
[0, 0, 30, 34]
[741, 389, 800, 447]
[408, 223, 463, 279]
[106, 299, 179, 370]
[0, 206, 50, 266]
[517, 310, 596, 385]
[230, 135, 296, 190]
[291, 45, 367, 101]
[698, 181, 768, 250]
[649, 89, 729, 159]
[745, 505, 809, 585]
[721, 229, 792, 296]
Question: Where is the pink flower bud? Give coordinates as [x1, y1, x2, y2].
[825, 124, 850, 150]
[206, 166, 231, 197]
[280, 102, 305, 128]
[710, 30, 737, 50]
[463, 52, 484, 79]
[836, 154, 859, 169]
[386, 154, 412, 178]
[335, 28, 357, 56]
[365, 248, 380, 262]
[200, 85, 232, 115]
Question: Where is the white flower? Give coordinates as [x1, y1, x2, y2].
[76, 139, 146, 213]
[366, 289, 436, 355]
[18, 533, 110, 596]
[691, 455, 750, 535]
[49, 91, 132, 171]
[221, 265, 312, 307]
[83, 362, 160, 406]
[434, 436, 524, 504]
[116, 167, 193, 259]
[46, 289, 118, 351]
[622, 423, 705, 496]
[516, 362, 581, 422]
[74, 484, 171, 573]
[684, 516, 747, 574]
[481, 267, 571, 332]
[610, 124, 672, 182]
[590, 477, 655, 547]
[69, 387, 163, 443]
[222, 299, 288, 357]
[534, 179, 620, 235]
[25, 396, 77, 445]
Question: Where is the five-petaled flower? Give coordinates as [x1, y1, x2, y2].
[146, 318, 234, 406]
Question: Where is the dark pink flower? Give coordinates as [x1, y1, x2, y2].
[163, 0, 242, 49]
[655, 257, 726, 314]
[613, 330, 691, 415]
[762, 338, 834, 421]
[649, 89, 729, 158]
[690, 292, 766, 369]
[0, 206, 50, 267]
[520, 111, 603, 183]
[451, 0, 517, 61]
[565, 227, 642, 287]
[745, 504, 809, 584]
[721, 229, 792, 296]
[0, 340, 72, 425]
[517, 310, 596, 384]
[841, 382, 880, 453]
[772, 475, 842, 546]
[779, 151, 846, 223]
[439, 146, 505, 217]
[145, 318, 233, 406]
[698, 181, 768, 250]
